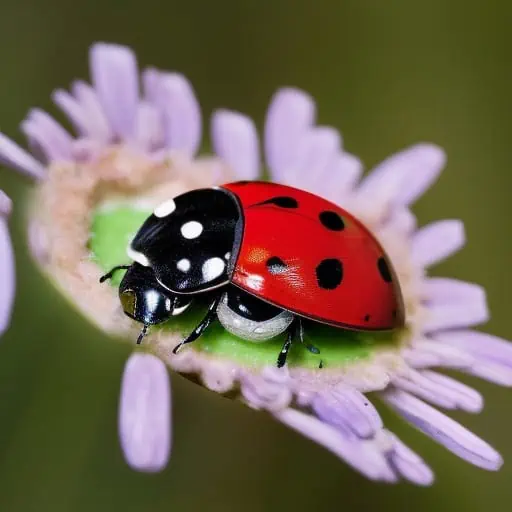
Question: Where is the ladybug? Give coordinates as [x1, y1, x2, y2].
[100, 181, 405, 367]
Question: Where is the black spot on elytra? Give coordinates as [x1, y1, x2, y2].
[319, 211, 345, 231]
[377, 257, 392, 283]
[392, 309, 397, 319]
[315, 259, 343, 290]
[266, 256, 288, 275]
[364, 314, 370, 322]
[255, 196, 298, 208]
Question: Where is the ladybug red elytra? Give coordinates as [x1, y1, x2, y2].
[100, 181, 405, 367]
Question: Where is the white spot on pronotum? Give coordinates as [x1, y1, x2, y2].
[176, 258, 191, 272]
[181, 220, 203, 240]
[127, 247, 150, 267]
[153, 199, 176, 217]
[202, 257, 225, 282]
[224, 252, 231, 260]
[172, 302, 191, 316]
[165, 298, 171, 311]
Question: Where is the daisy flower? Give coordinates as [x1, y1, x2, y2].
[0, 42, 510, 485]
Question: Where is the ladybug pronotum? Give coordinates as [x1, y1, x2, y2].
[100, 181, 405, 367]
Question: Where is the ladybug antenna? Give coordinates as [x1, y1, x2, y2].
[99, 265, 131, 283]
[136, 324, 149, 345]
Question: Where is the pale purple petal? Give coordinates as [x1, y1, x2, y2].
[421, 371, 483, 413]
[391, 369, 483, 412]
[423, 298, 489, 332]
[291, 127, 341, 192]
[0, 203, 14, 336]
[385, 207, 417, 235]
[211, 110, 260, 180]
[0, 190, 11, 216]
[71, 81, 112, 142]
[154, 73, 202, 155]
[391, 144, 445, 205]
[275, 408, 396, 482]
[321, 153, 364, 205]
[466, 361, 512, 387]
[421, 278, 487, 304]
[135, 101, 165, 151]
[404, 338, 475, 369]
[386, 432, 434, 486]
[382, 389, 502, 470]
[90, 43, 139, 140]
[312, 386, 383, 439]
[240, 367, 293, 412]
[119, 353, 171, 472]
[434, 330, 512, 367]
[411, 220, 465, 267]
[142, 68, 161, 103]
[264, 88, 316, 182]
[53, 89, 95, 138]
[335, 153, 363, 193]
[356, 144, 445, 207]
[21, 109, 73, 161]
[0, 132, 45, 179]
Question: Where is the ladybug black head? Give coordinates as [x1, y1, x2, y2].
[119, 263, 192, 327]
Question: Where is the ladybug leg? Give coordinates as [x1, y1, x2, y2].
[277, 325, 295, 368]
[296, 318, 320, 355]
[172, 294, 222, 354]
[99, 264, 131, 283]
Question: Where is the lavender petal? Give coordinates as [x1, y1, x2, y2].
[421, 278, 487, 304]
[291, 127, 341, 192]
[433, 330, 512, 368]
[411, 220, 465, 267]
[155, 73, 202, 155]
[239, 367, 293, 412]
[135, 101, 164, 151]
[382, 389, 503, 470]
[421, 370, 483, 413]
[21, 109, 73, 161]
[466, 361, 512, 387]
[0, 133, 45, 179]
[211, 110, 260, 180]
[424, 301, 489, 333]
[90, 43, 139, 140]
[386, 431, 434, 486]
[312, 386, 383, 439]
[407, 338, 474, 369]
[392, 368, 483, 412]
[320, 152, 364, 206]
[0, 208, 14, 336]
[71, 81, 112, 142]
[275, 408, 396, 482]
[385, 207, 417, 235]
[356, 144, 445, 207]
[119, 353, 171, 472]
[264, 88, 316, 182]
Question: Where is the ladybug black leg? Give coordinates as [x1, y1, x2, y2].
[277, 326, 295, 368]
[99, 265, 131, 283]
[277, 318, 321, 368]
[172, 294, 222, 354]
[136, 324, 149, 345]
[296, 318, 320, 355]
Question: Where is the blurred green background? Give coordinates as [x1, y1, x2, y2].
[0, 0, 511, 510]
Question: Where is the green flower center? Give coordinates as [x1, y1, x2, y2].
[90, 204, 402, 369]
